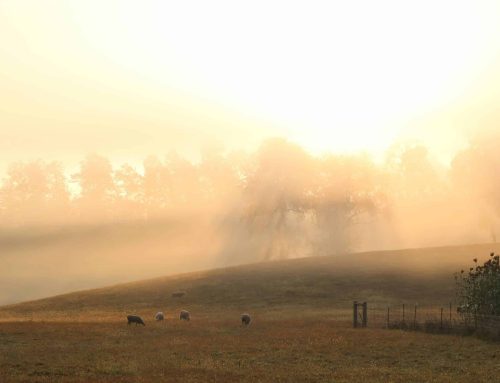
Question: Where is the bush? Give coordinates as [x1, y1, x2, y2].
[455, 252, 500, 319]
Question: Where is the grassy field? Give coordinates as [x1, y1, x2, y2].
[1, 243, 500, 382]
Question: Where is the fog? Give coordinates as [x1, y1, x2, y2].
[1, 133, 499, 304]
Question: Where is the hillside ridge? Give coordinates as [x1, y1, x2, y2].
[2, 242, 500, 318]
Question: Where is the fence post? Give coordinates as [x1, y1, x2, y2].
[402, 303, 405, 324]
[414, 304, 417, 328]
[362, 302, 367, 328]
[449, 302, 452, 324]
[353, 301, 358, 328]
[387, 306, 390, 328]
[440, 307, 443, 329]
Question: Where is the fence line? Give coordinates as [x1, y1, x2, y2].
[347, 301, 500, 340]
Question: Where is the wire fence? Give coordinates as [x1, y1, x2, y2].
[367, 303, 461, 327]
[349, 301, 500, 340]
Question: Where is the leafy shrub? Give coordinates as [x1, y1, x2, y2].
[455, 252, 500, 319]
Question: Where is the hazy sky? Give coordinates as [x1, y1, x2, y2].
[1, 0, 500, 169]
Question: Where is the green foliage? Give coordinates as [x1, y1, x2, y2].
[456, 252, 500, 316]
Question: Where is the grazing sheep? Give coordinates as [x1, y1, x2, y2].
[179, 310, 190, 321]
[127, 315, 145, 326]
[172, 291, 186, 298]
[241, 313, 251, 326]
[155, 312, 164, 321]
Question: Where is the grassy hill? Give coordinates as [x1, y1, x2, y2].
[1, 243, 500, 382]
[2, 242, 499, 321]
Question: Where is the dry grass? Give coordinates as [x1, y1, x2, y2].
[1, 312, 499, 382]
[2, 243, 500, 382]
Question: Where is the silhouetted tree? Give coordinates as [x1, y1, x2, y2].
[451, 136, 500, 242]
[72, 154, 116, 222]
[199, 145, 240, 210]
[243, 138, 315, 259]
[165, 152, 202, 211]
[0, 160, 69, 226]
[385, 143, 443, 200]
[114, 163, 144, 221]
[142, 155, 171, 218]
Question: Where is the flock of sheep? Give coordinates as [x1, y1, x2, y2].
[126, 291, 252, 327]
[126, 311, 252, 326]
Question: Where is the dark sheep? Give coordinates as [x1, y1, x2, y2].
[172, 292, 186, 298]
[179, 310, 190, 321]
[241, 313, 251, 326]
[127, 315, 145, 326]
[155, 312, 165, 321]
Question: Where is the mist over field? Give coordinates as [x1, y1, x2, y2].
[1, 0, 500, 308]
[1, 132, 499, 304]
[4, 2, 500, 382]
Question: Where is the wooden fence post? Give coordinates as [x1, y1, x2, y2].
[449, 302, 452, 324]
[413, 304, 417, 328]
[362, 302, 367, 328]
[440, 307, 443, 329]
[387, 306, 390, 328]
[353, 301, 358, 328]
[402, 303, 405, 324]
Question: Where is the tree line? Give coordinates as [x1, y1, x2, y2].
[1, 137, 499, 259]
